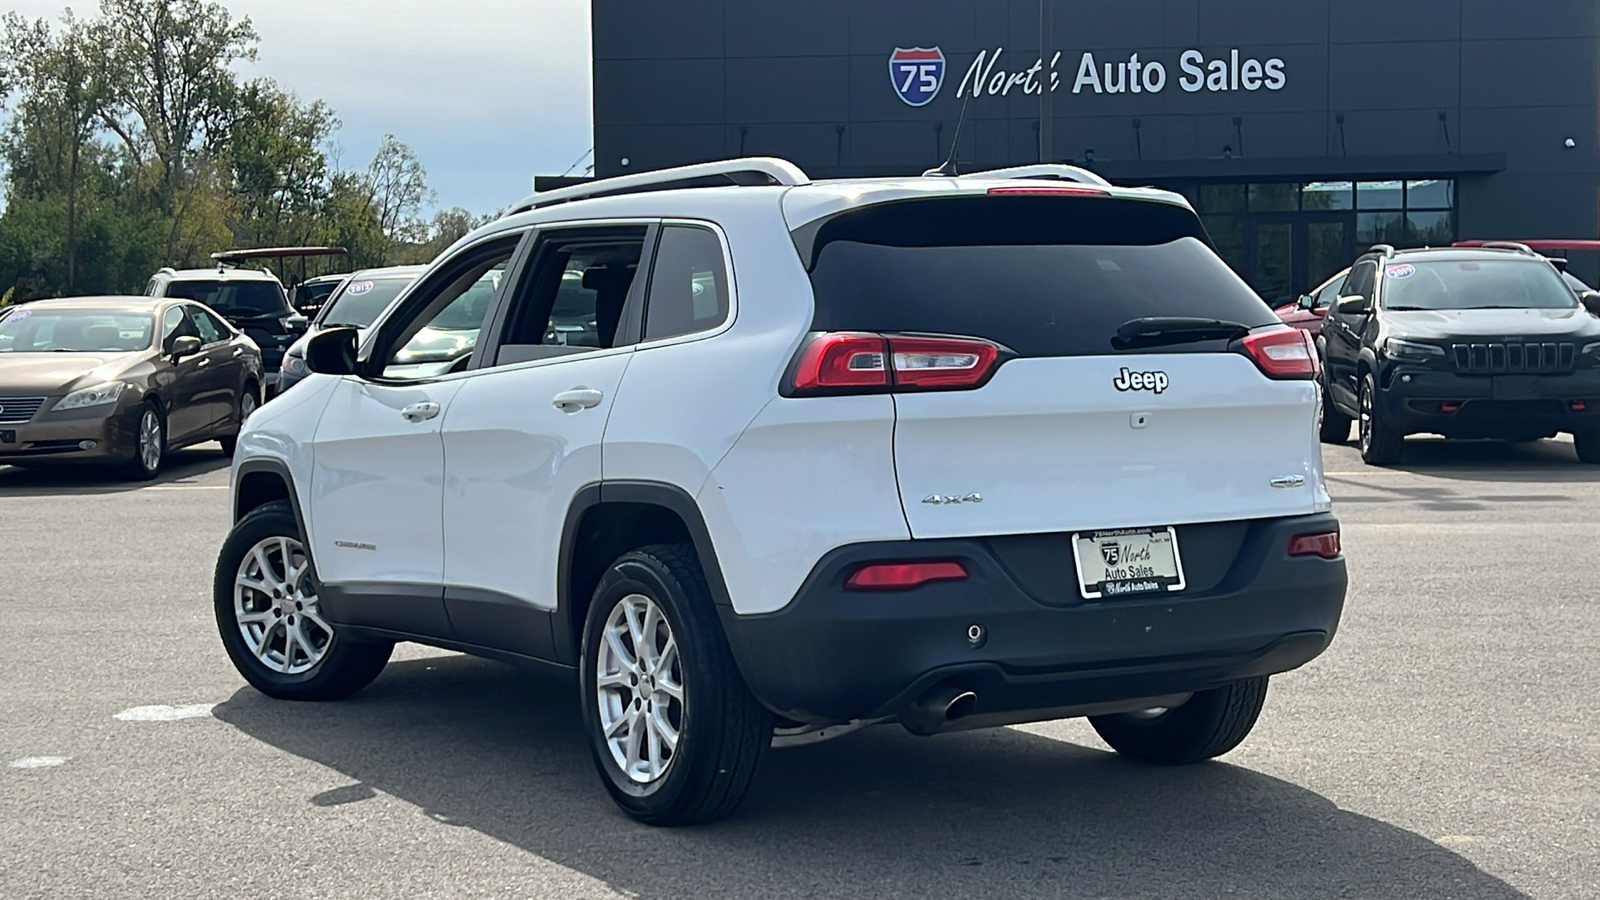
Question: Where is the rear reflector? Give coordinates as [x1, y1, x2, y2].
[987, 185, 1109, 197]
[1288, 532, 1341, 559]
[1241, 328, 1320, 380]
[845, 561, 969, 591]
[788, 332, 1003, 395]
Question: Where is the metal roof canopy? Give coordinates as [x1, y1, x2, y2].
[211, 246, 349, 265]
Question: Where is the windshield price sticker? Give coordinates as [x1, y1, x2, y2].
[347, 281, 375, 295]
[1386, 264, 1416, 279]
[1072, 527, 1187, 600]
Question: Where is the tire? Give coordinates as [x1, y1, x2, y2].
[214, 500, 393, 700]
[120, 400, 166, 480]
[218, 383, 259, 457]
[579, 543, 773, 826]
[1089, 676, 1269, 765]
[1357, 373, 1403, 465]
[1574, 431, 1600, 463]
[1318, 374, 1352, 444]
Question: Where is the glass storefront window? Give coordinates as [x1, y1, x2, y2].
[1202, 215, 1246, 268]
[1407, 211, 1454, 245]
[1406, 180, 1453, 209]
[1357, 211, 1406, 246]
[1302, 182, 1354, 210]
[1356, 181, 1404, 210]
[1199, 184, 1246, 213]
[1248, 183, 1298, 212]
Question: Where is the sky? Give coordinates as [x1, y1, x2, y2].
[9, 0, 595, 216]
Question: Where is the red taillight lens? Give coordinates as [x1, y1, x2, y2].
[1242, 328, 1319, 380]
[845, 561, 969, 591]
[888, 336, 1001, 388]
[987, 185, 1110, 196]
[1288, 532, 1341, 559]
[788, 333, 1003, 395]
[790, 333, 889, 392]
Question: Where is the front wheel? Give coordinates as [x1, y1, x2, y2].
[120, 401, 165, 480]
[580, 544, 772, 826]
[1089, 677, 1269, 764]
[214, 500, 392, 700]
[1358, 374, 1403, 465]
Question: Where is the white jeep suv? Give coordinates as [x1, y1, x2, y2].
[214, 158, 1347, 825]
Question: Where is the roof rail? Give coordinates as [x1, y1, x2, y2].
[947, 164, 1112, 186]
[511, 157, 810, 214]
[1367, 244, 1397, 258]
[1476, 240, 1538, 256]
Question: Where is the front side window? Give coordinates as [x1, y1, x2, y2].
[186, 306, 229, 344]
[375, 242, 517, 380]
[644, 226, 729, 341]
[1344, 262, 1377, 303]
[1314, 275, 1347, 309]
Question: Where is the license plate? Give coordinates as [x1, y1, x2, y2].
[1493, 375, 1539, 400]
[0, 430, 13, 444]
[1071, 527, 1186, 600]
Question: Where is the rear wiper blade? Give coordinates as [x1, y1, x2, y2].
[1113, 317, 1251, 350]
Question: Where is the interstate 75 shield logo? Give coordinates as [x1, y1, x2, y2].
[889, 47, 945, 106]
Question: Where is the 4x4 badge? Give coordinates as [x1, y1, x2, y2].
[922, 493, 983, 505]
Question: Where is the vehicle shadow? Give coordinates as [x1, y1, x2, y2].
[1327, 436, 1600, 485]
[0, 445, 229, 495]
[214, 655, 1529, 900]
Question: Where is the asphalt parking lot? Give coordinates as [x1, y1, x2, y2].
[1, 439, 1596, 899]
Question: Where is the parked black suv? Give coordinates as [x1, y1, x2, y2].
[1320, 243, 1600, 464]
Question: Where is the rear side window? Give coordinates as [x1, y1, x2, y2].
[644, 225, 729, 341]
[805, 197, 1276, 358]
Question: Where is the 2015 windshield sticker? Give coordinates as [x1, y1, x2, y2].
[346, 281, 375, 295]
[1387, 264, 1416, 278]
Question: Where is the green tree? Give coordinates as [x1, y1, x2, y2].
[224, 78, 337, 247]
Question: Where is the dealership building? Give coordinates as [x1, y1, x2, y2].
[591, 0, 1600, 301]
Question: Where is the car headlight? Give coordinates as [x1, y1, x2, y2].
[1582, 342, 1600, 364]
[1385, 338, 1445, 362]
[281, 353, 308, 376]
[52, 381, 126, 411]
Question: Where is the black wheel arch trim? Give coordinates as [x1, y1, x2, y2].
[233, 457, 310, 543]
[554, 480, 732, 666]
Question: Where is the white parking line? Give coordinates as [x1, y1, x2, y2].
[113, 704, 216, 721]
[8, 756, 69, 769]
[144, 485, 228, 492]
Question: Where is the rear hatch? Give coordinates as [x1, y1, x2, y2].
[794, 189, 1328, 541]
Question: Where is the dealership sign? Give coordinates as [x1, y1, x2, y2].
[889, 46, 1287, 105]
[890, 47, 947, 106]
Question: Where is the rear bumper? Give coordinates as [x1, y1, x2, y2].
[1380, 365, 1600, 437]
[720, 513, 1346, 724]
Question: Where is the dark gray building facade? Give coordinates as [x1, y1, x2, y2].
[592, 1, 1600, 300]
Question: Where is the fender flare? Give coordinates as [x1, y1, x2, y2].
[234, 457, 310, 543]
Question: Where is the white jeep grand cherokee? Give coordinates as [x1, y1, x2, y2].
[214, 158, 1347, 825]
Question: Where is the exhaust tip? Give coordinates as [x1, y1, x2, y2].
[901, 686, 979, 736]
[944, 690, 977, 722]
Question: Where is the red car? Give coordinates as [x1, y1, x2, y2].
[1272, 268, 1349, 338]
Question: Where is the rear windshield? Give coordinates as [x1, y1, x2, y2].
[805, 197, 1277, 358]
[1383, 260, 1577, 311]
[318, 276, 417, 328]
[165, 279, 289, 317]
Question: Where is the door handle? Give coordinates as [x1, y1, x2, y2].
[232, 347, 244, 357]
[197, 358, 211, 368]
[401, 401, 441, 423]
[552, 388, 604, 412]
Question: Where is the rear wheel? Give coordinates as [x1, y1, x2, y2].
[214, 500, 393, 700]
[1318, 373, 1351, 444]
[580, 544, 772, 826]
[1574, 430, 1600, 463]
[1358, 374, 1403, 465]
[1089, 677, 1269, 764]
[219, 384, 259, 457]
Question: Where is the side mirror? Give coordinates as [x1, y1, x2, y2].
[1581, 291, 1600, 317]
[284, 313, 309, 334]
[1296, 294, 1315, 310]
[1335, 295, 1370, 316]
[305, 326, 359, 376]
[170, 335, 202, 361]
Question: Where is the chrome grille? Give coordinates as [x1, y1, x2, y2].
[0, 397, 46, 424]
[1450, 342, 1575, 374]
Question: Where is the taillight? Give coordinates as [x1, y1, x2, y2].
[1288, 532, 1341, 559]
[1241, 328, 1319, 380]
[845, 561, 969, 591]
[787, 333, 1004, 395]
[789, 333, 889, 392]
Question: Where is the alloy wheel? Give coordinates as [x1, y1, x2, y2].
[596, 593, 685, 784]
[138, 408, 162, 473]
[233, 536, 331, 675]
[239, 390, 258, 424]
[1358, 381, 1372, 454]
